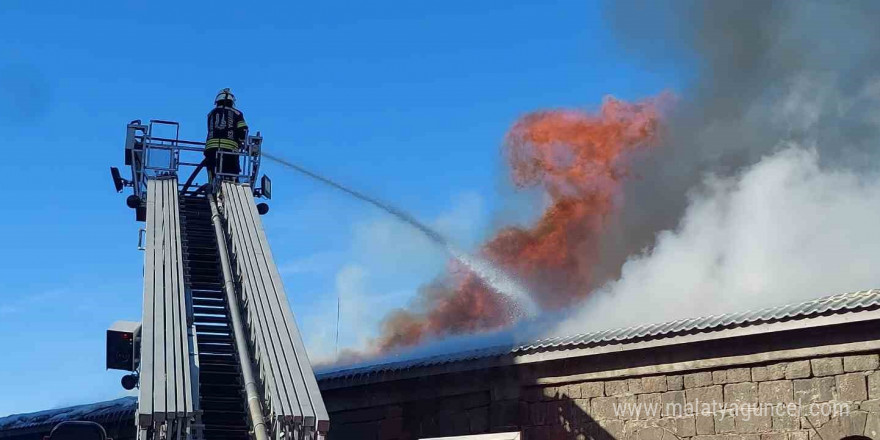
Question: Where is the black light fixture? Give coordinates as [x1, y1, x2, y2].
[110, 167, 125, 193]
[257, 203, 270, 215]
[260, 175, 272, 199]
[121, 373, 139, 390]
[126, 195, 141, 209]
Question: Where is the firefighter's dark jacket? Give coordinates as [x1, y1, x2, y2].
[206, 106, 248, 151]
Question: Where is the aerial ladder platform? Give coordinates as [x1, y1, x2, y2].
[109, 120, 329, 440]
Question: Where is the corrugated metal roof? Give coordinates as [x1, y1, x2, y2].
[0, 397, 136, 432]
[318, 289, 880, 381]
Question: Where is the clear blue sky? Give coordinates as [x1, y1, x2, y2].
[0, 0, 680, 415]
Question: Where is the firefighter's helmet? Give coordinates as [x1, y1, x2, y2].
[215, 88, 236, 107]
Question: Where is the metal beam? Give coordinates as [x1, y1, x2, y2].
[137, 178, 196, 432]
[220, 181, 330, 437]
[208, 193, 269, 440]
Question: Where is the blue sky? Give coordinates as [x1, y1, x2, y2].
[0, 0, 680, 416]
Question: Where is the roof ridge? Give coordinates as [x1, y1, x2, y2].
[318, 288, 880, 381]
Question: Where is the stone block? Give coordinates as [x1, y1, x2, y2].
[600, 419, 625, 440]
[847, 411, 869, 437]
[674, 416, 697, 437]
[643, 376, 668, 394]
[811, 357, 844, 377]
[752, 364, 786, 382]
[714, 369, 752, 384]
[617, 395, 638, 420]
[687, 385, 724, 408]
[788, 431, 809, 440]
[637, 426, 665, 440]
[628, 378, 646, 395]
[685, 372, 714, 389]
[574, 398, 591, 417]
[584, 422, 601, 440]
[725, 382, 758, 405]
[637, 394, 662, 420]
[868, 371, 880, 399]
[714, 411, 736, 433]
[550, 400, 572, 426]
[836, 373, 868, 401]
[543, 386, 560, 401]
[567, 384, 583, 399]
[624, 419, 648, 440]
[859, 398, 880, 412]
[869, 372, 880, 400]
[696, 414, 715, 434]
[582, 382, 605, 398]
[762, 433, 786, 440]
[662, 391, 686, 417]
[530, 402, 549, 426]
[490, 400, 523, 429]
[727, 368, 753, 383]
[759, 380, 794, 404]
[491, 380, 520, 402]
[469, 407, 488, 433]
[735, 412, 771, 433]
[668, 375, 684, 391]
[794, 377, 834, 404]
[592, 397, 618, 420]
[607, 380, 629, 396]
[772, 413, 800, 431]
[844, 355, 880, 372]
[815, 410, 868, 440]
[458, 392, 491, 410]
[865, 412, 880, 440]
[803, 413, 830, 429]
[785, 361, 811, 380]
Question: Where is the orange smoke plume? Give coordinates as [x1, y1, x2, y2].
[374, 94, 668, 353]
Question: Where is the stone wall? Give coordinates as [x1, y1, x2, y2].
[512, 354, 880, 440]
[321, 329, 880, 440]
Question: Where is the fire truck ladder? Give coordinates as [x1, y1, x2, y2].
[180, 193, 250, 440]
[114, 120, 329, 440]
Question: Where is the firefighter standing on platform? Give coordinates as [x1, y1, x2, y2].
[205, 88, 248, 181]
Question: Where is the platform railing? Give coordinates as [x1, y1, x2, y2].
[124, 119, 263, 202]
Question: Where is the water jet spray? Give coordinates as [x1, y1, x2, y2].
[261, 152, 538, 315]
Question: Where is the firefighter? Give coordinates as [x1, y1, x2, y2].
[205, 88, 248, 181]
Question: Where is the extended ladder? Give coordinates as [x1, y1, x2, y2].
[112, 120, 329, 440]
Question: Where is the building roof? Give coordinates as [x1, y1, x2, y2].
[317, 289, 880, 385]
[0, 397, 136, 433]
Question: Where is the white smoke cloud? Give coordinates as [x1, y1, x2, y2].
[303, 263, 376, 364]
[554, 144, 880, 336]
